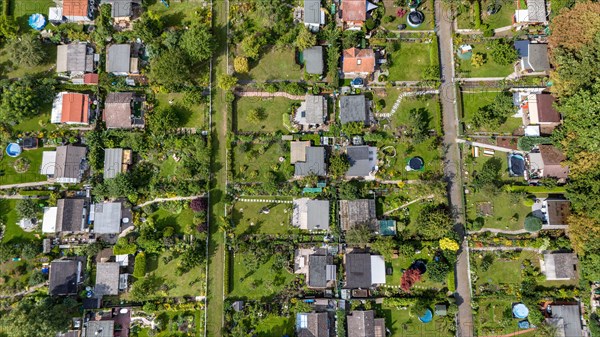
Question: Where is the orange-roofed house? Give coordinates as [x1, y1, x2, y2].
[49, 0, 92, 23]
[342, 47, 376, 78]
[51, 92, 91, 125]
[340, 0, 378, 29]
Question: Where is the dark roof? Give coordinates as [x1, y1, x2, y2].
[56, 198, 86, 233]
[95, 262, 120, 296]
[544, 253, 578, 280]
[528, 43, 550, 71]
[106, 44, 131, 73]
[82, 297, 102, 309]
[546, 199, 571, 226]
[347, 311, 375, 337]
[304, 0, 322, 25]
[55, 145, 87, 181]
[547, 304, 583, 337]
[101, 0, 133, 17]
[303, 95, 327, 125]
[309, 255, 329, 288]
[295, 146, 327, 176]
[339, 95, 368, 125]
[345, 254, 372, 289]
[514, 40, 529, 58]
[346, 146, 375, 177]
[298, 312, 330, 337]
[304, 46, 324, 75]
[535, 94, 560, 123]
[49, 259, 81, 295]
[339, 199, 377, 231]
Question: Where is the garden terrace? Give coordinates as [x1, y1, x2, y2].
[457, 42, 515, 78]
[233, 97, 302, 134]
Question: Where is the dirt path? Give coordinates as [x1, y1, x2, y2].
[234, 90, 305, 100]
[0, 181, 54, 189]
[383, 194, 435, 216]
[0, 282, 48, 299]
[481, 327, 536, 337]
[133, 195, 205, 209]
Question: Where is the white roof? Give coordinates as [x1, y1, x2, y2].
[370, 255, 386, 285]
[515, 9, 529, 23]
[525, 125, 541, 137]
[49, 7, 63, 21]
[50, 92, 65, 124]
[40, 151, 57, 175]
[42, 207, 58, 233]
[116, 254, 129, 267]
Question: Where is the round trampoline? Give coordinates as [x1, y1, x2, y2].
[513, 303, 529, 319]
[351, 78, 364, 87]
[28, 14, 46, 31]
[409, 156, 425, 171]
[418, 309, 433, 323]
[6, 143, 22, 157]
[407, 10, 425, 28]
[411, 260, 427, 274]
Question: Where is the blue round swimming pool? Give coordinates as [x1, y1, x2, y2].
[419, 309, 433, 323]
[6, 143, 22, 157]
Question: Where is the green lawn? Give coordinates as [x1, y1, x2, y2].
[0, 43, 56, 79]
[146, 0, 207, 26]
[388, 42, 434, 81]
[146, 251, 206, 297]
[148, 206, 195, 235]
[233, 140, 292, 182]
[482, 0, 517, 29]
[154, 93, 208, 129]
[380, 303, 453, 337]
[244, 48, 302, 81]
[0, 200, 40, 243]
[389, 94, 441, 132]
[132, 310, 203, 337]
[385, 246, 446, 289]
[474, 297, 524, 336]
[457, 43, 515, 78]
[229, 253, 298, 300]
[232, 201, 295, 236]
[381, 0, 435, 31]
[0, 147, 52, 186]
[234, 96, 300, 133]
[461, 91, 522, 133]
[13, 109, 56, 134]
[254, 315, 294, 337]
[12, 0, 55, 30]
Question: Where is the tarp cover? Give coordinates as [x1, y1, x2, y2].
[29, 14, 46, 30]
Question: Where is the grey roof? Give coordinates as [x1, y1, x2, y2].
[101, 0, 132, 17]
[304, 95, 327, 124]
[339, 199, 377, 231]
[345, 254, 372, 289]
[308, 254, 335, 288]
[304, 46, 324, 75]
[346, 146, 375, 177]
[57, 43, 92, 73]
[543, 253, 578, 280]
[55, 145, 87, 181]
[95, 262, 120, 296]
[527, 43, 550, 71]
[295, 146, 327, 176]
[49, 259, 81, 295]
[94, 202, 122, 234]
[304, 0, 322, 24]
[56, 198, 86, 233]
[104, 148, 124, 179]
[514, 40, 529, 58]
[85, 320, 114, 337]
[527, 0, 547, 22]
[347, 311, 375, 337]
[57, 331, 80, 337]
[298, 312, 330, 337]
[307, 199, 330, 230]
[547, 304, 583, 337]
[340, 95, 368, 125]
[106, 44, 131, 73]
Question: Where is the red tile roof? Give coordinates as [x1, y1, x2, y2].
[342, 48, 375, 74]
[61, 93, 89, 124]
[63, 0, 89, 17]
[341, 0, 367, 22]
[83, 73, 99, 84]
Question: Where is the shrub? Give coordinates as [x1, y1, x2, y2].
[190, 197, 207, 212]
[522, 198, 535, 207]
[133, 252, 147, 278]
[233, 56, 249, 73]
[474, 0, 482, 29]
[524, 216, 543, 232]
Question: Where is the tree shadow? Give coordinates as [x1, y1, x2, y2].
[146, 253, 159, 273]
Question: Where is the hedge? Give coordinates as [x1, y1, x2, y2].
[474, 0, 482, 29]
[447, 270, 456, 292]
[517, 136, 552, 151]
[133, 252, 147, 278]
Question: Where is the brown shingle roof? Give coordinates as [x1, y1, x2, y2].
[61, 93, 89, 124]
[547, 200, 571, 226]
[56, 198, 85, 233]
[536, 94, 560, 123]
[539, 145, 569, 179]
[104, 92, 134, 129]
[341, 0, 367, 22]
[342, 48, 375, 74]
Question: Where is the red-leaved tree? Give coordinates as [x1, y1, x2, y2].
[400, 268, 422, 292]
[190, 198, 207, 212]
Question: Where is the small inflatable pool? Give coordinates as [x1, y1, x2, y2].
[6, 143, 22, 157]
[419, 309, 433, 323]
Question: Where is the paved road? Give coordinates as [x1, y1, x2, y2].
[434, 1, 474, 336]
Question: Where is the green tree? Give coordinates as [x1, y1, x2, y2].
[180, 23, 214, 64]
[147, 105, 181, 136]
[95, 173, 136, 200]
[149, 49, 191, 90]
[130, 274, 165, 301]
[487, 39, 518, 66]
[472, 157, 502, 190]
[524, 216, 543, 232]
[295, 26, 316, 50]
[471, 52, 485, 67]
[246, 108, 265, 124]
[234, 56, 249, 73]
[345, 223, 373, 248]
[427, 259, 451, 282]
[217, 73, 238, 91]
[15, 199, 39, 219]
[341, 121, 364, 136]
[133, 252, 146, 278]
[371, 236, 397, 260]
[337, 180, 360, 200]
[133, 11, 163, 43]
[415, 205, 452, 240]
[0, 296, 73, 337]
[0, 77, 56, 123]
[0, 16, 19, 41]
[6, 34, 46, 67]
[407, 107, 430, 143]
[470, 92, 515, 129]
[241, 33, 267, 59]
[329, 153, 350, 179]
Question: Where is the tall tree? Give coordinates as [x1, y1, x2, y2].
[0, 296, 74, 337]
[6, 34, 45, 67]
[149, 49, 191, 90]
[180, 23, 214, 64]
[345, 224, 373, 248]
